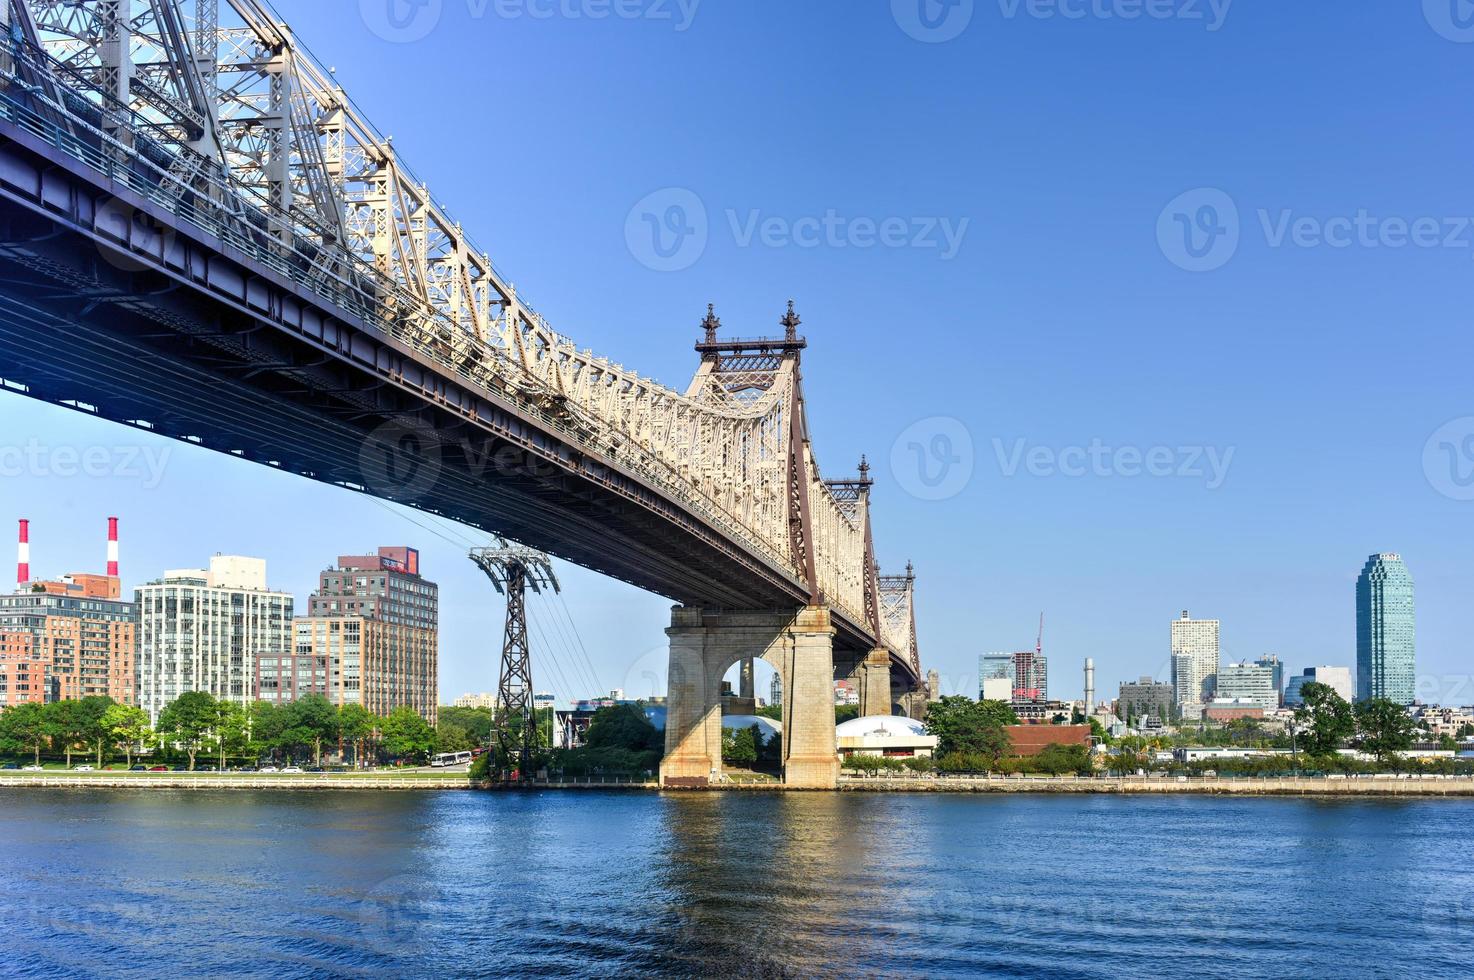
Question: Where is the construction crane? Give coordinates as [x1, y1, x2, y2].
[468, 538, 560, 781]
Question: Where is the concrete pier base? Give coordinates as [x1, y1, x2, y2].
[660, 605, 839, 789]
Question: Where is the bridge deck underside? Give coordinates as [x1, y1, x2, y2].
[0, 124, 918, 684]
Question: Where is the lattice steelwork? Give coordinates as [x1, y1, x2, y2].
[0, 0, 917, 670]
[469, 540, 559, 780]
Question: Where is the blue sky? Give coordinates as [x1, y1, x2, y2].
[4, 0, 1473, 705]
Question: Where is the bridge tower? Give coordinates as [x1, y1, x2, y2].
[661, 302, 842, 789]
[469, 541, 560, 780]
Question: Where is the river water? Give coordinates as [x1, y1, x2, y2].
[2, 789, 1471, 978]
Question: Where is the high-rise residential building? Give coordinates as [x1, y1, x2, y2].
[1171, 610, 1220, 708]
[1286, 665, 1354, 707]
[0, 632, 48, 709]
[136, 556, 292, 724]
[769, 671, 782, 707]
[1215, 661, 1278, 711]
[1356, 553, 1415, 704]
[1011, 650, 1047, 705]
[1, 519, 137, 709]
[1254, 655, 1284, 706]
[261, 548, 438, 724]
[1117, 676, 1176, 724]
[452, 692, 498, 709]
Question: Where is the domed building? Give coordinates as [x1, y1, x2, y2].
[835, 714, 938, 761]
[643, 705, 781, 741]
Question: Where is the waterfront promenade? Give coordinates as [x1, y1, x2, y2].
[8, 771, 1474, 796]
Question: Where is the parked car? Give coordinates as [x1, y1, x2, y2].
[0, 763, 19, 770]
[304, 766, 325, 773]
[147, 765, 169, 772]
[281, 766, 304, 774]
[21, 764, 43, 771]
[73, 765, 94, 772]
[129, 765, 147, 772]
[236, 765, 257, 772]
[258, 765, 279, 773]
[196, 765, 218, 772]
[171, 765, 189, 772]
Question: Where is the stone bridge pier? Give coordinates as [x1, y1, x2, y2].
[660, 605, 840, 789]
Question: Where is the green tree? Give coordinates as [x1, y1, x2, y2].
[74, 696, 116, 766]
[45, 700, 91, 767]
[380, 706, 435, 764]
[436, 721, 474, 754]
[583, 703, 662, 753]
[756, 703, 783, 722]
[101, 703, 151, 768]
[248, 701, 287, 761]
[280, 695, 340, 765]
[722, 725, 759, 765]
[0, 701, 49, 765]
[436, 706, 494, 744]
[1031, 743, 1093, 775]
[1294, 682, 1356, 757]
[211, 701, 251, 769]
[156, 691, 219, 770]
[1355, 698, 1417, 763]
[337, 704, 377, 768]
[925, 696, 1016, 765]
[835, 704, 860, 724]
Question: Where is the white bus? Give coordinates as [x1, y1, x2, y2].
[431, 751, 474, 767]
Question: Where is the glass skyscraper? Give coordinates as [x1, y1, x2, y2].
[1355, 553, 1415, 704]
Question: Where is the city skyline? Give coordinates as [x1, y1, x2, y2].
[2, 489, 1447, 708]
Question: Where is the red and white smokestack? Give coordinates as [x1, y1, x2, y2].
[106, 517, 119, 578]
[17, 519, 29, 590]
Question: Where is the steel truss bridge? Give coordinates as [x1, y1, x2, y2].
[0, 0, 921, 690]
